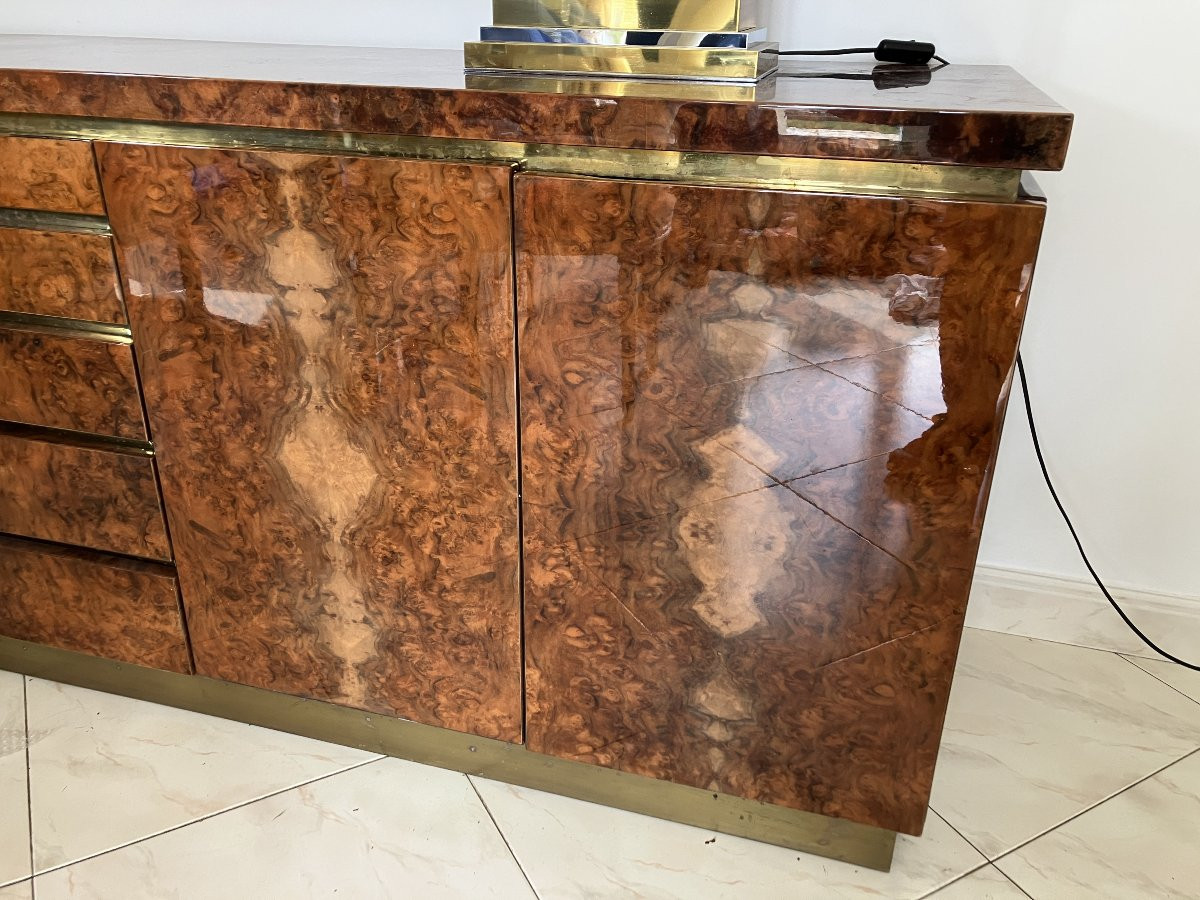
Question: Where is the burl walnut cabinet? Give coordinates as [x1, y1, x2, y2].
[0, 36, 1072, 870]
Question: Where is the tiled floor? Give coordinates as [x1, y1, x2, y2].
[1, 628, 1198, 899]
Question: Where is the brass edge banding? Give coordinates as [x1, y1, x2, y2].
[0, 635, 897, 870]
[0, 419, 154, 457]
[0, 310, 133, 344]
[0, 206, 111, 235]
[0, 112, 1022, 202]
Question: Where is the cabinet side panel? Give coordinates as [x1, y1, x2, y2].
[516, 173, 1046, 833]
[97, 143, 521, 741]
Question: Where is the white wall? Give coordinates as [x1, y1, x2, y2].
[3, 2, 1197, 599]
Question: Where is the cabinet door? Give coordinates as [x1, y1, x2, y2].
[517, 173, 1046, 833]
[98, 145, 521, 741]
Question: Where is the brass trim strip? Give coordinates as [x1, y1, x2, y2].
[0, 310, 133, 344]
[0, 419, 155, 457]
[0, 635, 897, 870]
[0, 112, 1022, 202]
[0, 206, 111, 235]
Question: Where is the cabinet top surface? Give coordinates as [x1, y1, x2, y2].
[0, 35, 1073, 170]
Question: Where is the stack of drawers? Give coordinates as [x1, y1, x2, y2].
[0, 135, 190, 673]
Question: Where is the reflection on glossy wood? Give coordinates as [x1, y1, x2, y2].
[525, 534, 965, 835]
[0, 228, 124, 323]
[98, 143, 521, 740]
[0, 431, 171, 560]
[0, 533, 189, 672]
[522, 400, 770, 543]
[822, 341, 947, 421]
[0, 135, 104, 214]
[517, 173, 1046, 833]
[0, 329, 146, 439]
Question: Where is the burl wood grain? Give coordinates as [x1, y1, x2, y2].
[0, 328, 147, 439]
[97, 143, 521, 741]
[0, 431, 171, 560]
[0, 136, 104, 214]
[0, 533, 189, 672]
[0, 59, 1073, 170]
[516, 174, 1046, 834]
[0, 228, 125, 323]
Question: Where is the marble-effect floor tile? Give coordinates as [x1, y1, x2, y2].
[471, 777, 987, 899]
[995, 751, 1200, 900]
[25, 678, 379, 873]
[929, 628, 1200, 859]
[0, 671, 30, 888]
[964, 571, 1178, 659]
[0, 881, 31, 900]
[33, 759, 535, 900]
[925, 864, 1028, 899]
[1123, 655, 1200, 704]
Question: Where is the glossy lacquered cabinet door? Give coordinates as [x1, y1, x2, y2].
[97, 144, 521, 741]
[516, 173, 1046, 834]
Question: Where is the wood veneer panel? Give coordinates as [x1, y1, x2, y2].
[0, 228, 124, 323]
[0, 533, 189, 672]
[97, 143, 521, 741]
[516, 174, 1046, 834]
[0, 135, 104, 214]
[0, 328, 147, 439]
[0, 431, 170, 560]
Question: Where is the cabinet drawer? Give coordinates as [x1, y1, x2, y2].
[0, 228, 125, 323]
[0, 327, 147, 439]
[0, 430, 171, 560]
[0, 136, 105, 215]
[0, 533, 189, 672]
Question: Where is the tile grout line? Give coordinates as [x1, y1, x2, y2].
[1117, 654, 1200, 710]
[923, 805, 1036, 900]
[22, 676, 34, 900]
[961, 625, 1179, 665]
[986, 746, 1200, 871]
[912, 809, 994, 899]
[996, 863, 1036, 899]
[26, 753, 387, 881]
[467, 776, 541, 899]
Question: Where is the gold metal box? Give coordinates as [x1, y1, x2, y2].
[492, 0, 766, 32]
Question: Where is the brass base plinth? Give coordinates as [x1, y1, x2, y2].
[464, 40, 779, 82]
[0, 635, 897, 870]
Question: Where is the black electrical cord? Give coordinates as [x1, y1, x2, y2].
[1017, 352, 1200, 671]
[772, 46, 878, 56]
[765, 40, 949, 66]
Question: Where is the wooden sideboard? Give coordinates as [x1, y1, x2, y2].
[0, 36, 1072, 871]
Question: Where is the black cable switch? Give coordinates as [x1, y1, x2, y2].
[875, 40, 938, 65]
